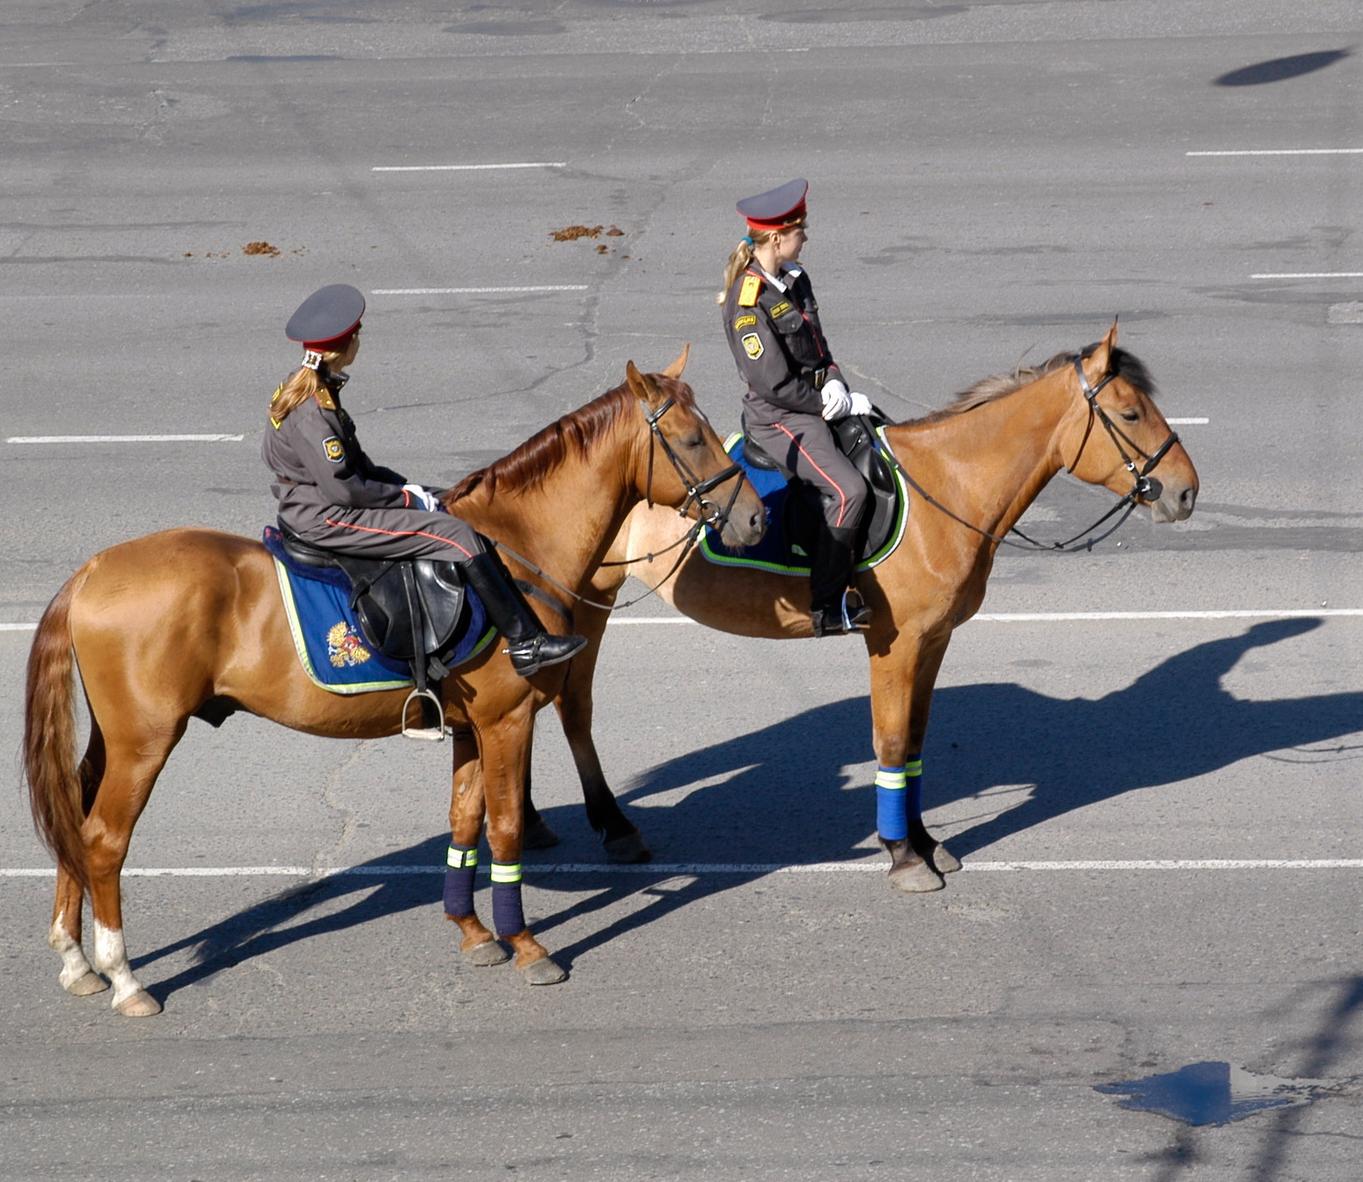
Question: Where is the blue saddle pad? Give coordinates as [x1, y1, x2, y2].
[262, 528, 495, 694]
[699, 430, 909, 575]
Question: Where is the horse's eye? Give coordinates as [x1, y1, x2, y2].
[685, 434, 705, 448]
[1120, 410, 1140, 423]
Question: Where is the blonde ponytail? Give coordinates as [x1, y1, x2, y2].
[267, 349, 347, 425]
[715, 218, 805, 304]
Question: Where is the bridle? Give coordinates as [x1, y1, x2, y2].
[882, 353, 1181, 553]
[491, 392, 748, 613]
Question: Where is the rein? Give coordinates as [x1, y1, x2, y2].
[878, 356, 1180, 554]
[491, 393, 747, 614]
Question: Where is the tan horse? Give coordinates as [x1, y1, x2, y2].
[532, 324, 1200, 887]
[23, 353, 765, 1015]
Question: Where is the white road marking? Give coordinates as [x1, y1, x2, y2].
[3, 608, 1360, 634]
[1167, 417, 1209, 425]
[1187, 148, 1363, 156]
[372, 162, 566, 172]
[6, 434, 244, 444]
[5, 859, 1362, 879]
[372, 286, 590, 295]
[1251, 272, 1363, 279]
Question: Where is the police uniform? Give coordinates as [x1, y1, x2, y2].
[723, 180, 869, 632]
[262, 283, 485, 562]
[262, 283, 586, 677]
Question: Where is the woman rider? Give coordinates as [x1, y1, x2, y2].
[719, 179, 873, 636]
[261, 283, 586, 677]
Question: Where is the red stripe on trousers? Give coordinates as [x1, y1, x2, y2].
[771, 423, 849, 527]
[321, 517, 475, 559]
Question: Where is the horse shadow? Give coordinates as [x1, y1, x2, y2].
[134, 617, 1361, 996]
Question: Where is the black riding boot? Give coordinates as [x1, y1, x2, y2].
[809, 524, 871, 636]
[464, 551, 587, 676]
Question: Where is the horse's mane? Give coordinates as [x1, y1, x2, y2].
[911, 346, 1157, 425]
[448, 377, 677, 502]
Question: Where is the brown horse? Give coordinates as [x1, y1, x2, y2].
[530, 324, 1200, 886]
[23, 352, 765, 1015]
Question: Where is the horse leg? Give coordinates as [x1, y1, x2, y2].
[868, 636, 946, 894]
[552, 601, 650, 863]
[50, 725, 108, 996]
[445, 727, 509, 966]
[480, 703, 567, 985]
[85, 727, 185, 1016]
[903, 643, 962, 876]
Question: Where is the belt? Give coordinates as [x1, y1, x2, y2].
[804, 367, 828, 389]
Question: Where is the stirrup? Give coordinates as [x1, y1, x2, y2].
[401, 688, 446, 742]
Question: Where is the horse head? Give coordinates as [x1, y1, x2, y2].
[624, 347, 766, 548]
[1063, 320, 1199, 523]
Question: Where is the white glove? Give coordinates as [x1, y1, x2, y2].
[820, 378, 851, 421]
[847, 391, 873, 417]
[402, 483, 439, 513]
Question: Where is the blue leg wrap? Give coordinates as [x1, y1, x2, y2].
[875, 766, 909, 841]
[443, 844, 477, 917]
[491, 862, 525, 937]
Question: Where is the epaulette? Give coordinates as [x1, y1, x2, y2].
[315, 387, 337, 411]
[737, 273, 762, 307]
[269, 384, 284, 429]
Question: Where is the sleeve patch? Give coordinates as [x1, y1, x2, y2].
[733, 313, 758, 330]
[741, 332, 764, 360]
[322, 436, 346, 463]
[737, 274, 762, 306]
[769, 300, 792, 318]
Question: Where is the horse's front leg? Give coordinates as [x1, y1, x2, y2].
[903, 641, 962, 876]
[445, 727, 510, 966]
[551, 596, 650, 863]
[867, 633, 950, 893]
[480, 703, 567, 985]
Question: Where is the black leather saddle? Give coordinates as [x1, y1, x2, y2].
[742, 412, 902, 561]
[275, 526, 467, 682]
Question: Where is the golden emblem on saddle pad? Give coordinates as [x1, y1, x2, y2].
[327, 621, 373, 668]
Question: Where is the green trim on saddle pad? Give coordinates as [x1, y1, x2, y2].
[699, 426, 910, 575]
[270, 558, 497, 695]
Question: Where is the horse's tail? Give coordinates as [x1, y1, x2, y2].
[23, 567, 92, 889]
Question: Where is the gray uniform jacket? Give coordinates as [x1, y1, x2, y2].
[722, 263, 845, 424]
[262, 383, 411, 535]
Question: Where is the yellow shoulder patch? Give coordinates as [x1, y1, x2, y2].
[315, 388, 337, 411]
[737, 274, 762, 307]
[741, 332, 764, 360]
[733, 313, 758, 331]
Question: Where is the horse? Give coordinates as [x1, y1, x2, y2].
[526, 323, 1200, 888]
[22, 350, 766, 1015]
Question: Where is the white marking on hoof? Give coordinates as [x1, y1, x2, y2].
[51, 911, 102, 993]
[93, 921, 150, 1011]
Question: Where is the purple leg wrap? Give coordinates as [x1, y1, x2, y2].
[492, 882, 525, 937]
[443, 844, 477, 917]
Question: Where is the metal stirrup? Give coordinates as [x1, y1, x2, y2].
[401, 687, 446, 742]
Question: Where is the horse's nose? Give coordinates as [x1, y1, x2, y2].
[1178, 484, 1198, 516]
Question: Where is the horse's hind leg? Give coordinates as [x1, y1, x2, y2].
[84, 726, 185, 1017]
[50, 726, 107, 996]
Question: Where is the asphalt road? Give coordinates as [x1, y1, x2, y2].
[2, 2, 1361, 1179]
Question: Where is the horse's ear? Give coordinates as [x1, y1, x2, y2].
[661, 343, 690, 380]
[1085, 318, 1119, 382]
[625, 359, 661, 404]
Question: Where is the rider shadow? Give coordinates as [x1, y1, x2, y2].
[136, 617, 1360, 992]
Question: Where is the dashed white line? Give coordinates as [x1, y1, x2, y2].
[6, 434, 243, 444]
[1167, 417, 1209, 425]
[1187, 148, 1363, 157]
[372, 286, 589, 295]
[4, 859, 1361, 879]
[1252, 272, 1363, 280]
[371, 162, 566, 172]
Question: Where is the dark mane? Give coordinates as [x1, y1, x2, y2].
[447, 377, 673, 502]
[912, 346, 1157, 424]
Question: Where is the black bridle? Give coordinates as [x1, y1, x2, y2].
[492, 394, 748, 613]
[880, 355, 1181, 553]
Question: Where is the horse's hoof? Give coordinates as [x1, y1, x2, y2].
[520, 956, 568, 986]
[113, 989, 162, 1017]
[463, 940, 511, 967]
[888, 859, 945, 893]
[603, 831, 651, 864]
[932, 843, 962, 875]
[522, 816, 560, 850]
[64, 970, 109, 997]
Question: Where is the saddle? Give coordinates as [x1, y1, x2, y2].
[742, 411, 901, 561]
[275, 526, 467, 739]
